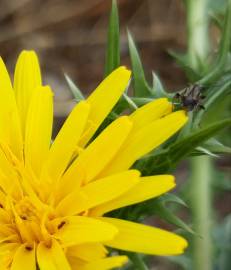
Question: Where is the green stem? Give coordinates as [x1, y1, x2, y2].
[187, 0, 209, 71]
[190, 156, 213, 270]
[127, 253, 149, 270]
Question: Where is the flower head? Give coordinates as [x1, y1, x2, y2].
[0, 51, 188, 270]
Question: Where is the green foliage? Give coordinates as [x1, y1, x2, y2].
[152, 72, 170, 98]
[64, 73, 85, 101]
[145, 197, 195, 235]
[127, 31, 152, 97]
[136, 118, 231, 175]
[199, 1, 231, 84]
[105, 0, 120, 76]
[193, 138, 231, 156]
[168, 50, 202, 81]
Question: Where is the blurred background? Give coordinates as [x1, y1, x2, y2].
[0, 0, 188, 117]
[0, 0, 230, 269]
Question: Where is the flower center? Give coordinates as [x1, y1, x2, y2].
[15, 197, 39, 222]
[0, 144, 67, 247]
[8, 196, 62, 246]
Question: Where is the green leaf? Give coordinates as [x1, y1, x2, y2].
[168, 50, 200, 81]
[64, 74, 85, 101]
[193, 78, 231, 127]
[167, 117, 231, 161]
[161, 193, 188, 208]
[131, 97, 154, 106]
[193, 146, 219, 157]
[104, 0, 120, 76]
[127, 31, 152, 97]
[113, 96, 153, 115]
[218, 0, 231, 66]
[205, 139, 231, 154]
[199, 1, 231, 84]
[139, 117, 231, 174]
[123, 93, 138, 111]
[146, 198, 196, 235]
[151, 72, 170, 98]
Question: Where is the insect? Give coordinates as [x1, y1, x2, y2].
[173, 84, 206, 111]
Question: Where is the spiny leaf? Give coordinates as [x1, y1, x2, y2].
[191, 139, 231, 156]
[168, 50, 200, 81]
[193, 146, 219, 157]
[105, 0, 120, 76]
[139, 117, 231, 174]
[199, 1, 231, 84]
[123, 93, 138, 111]
[161, 193, 188, 208]
[193, 78, 231, 127]
[203, 138, 231, 154]
[127, 30, 152, 97]
[151, 72, 170, 98]
[64, 73, 85, 101]
[145, 198, 196, 235]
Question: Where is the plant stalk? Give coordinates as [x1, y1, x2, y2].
[187, 0, 209, 71]
[190, 156, 213, 270]
[187, 1, 213, 269]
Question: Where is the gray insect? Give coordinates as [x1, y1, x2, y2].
[174, 84, 206, 111]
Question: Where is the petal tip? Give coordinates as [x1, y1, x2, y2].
[179, 238, 189, 253]
[172, 236, 188, 255]
[166, 175, 176, 188]
[115, 66, 131, 77]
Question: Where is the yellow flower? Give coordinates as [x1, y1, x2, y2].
[0, 50, 188, 270]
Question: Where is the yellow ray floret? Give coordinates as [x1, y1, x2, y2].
[100, 217, 188, 255]
[0, 58, 23, 161]
[90, 175, 176, 216]
[0, 51, 188, 270]
[14, 50, 42, 135]
[25, 86, 53, 176]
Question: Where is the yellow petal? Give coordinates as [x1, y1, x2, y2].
[67, 243, 107, 262]
[101, 111, 188, 176]
[56, 170, 140, 216]
[76, 256, 128, 270]
[11, 244, 36, 270]
[0, 57, 13, 92]
[0, 190, 6, 208]
[63, 116, 133, 185]
[25, 86, 53, 176]
[0, 243, 19, 269]
[0, 208, 11, 224]
[0, 57, 23, 161]
[55, 166, 85, 203]
[100, 217, 188, 255]
[55, 190, 88, 216]
[80, 170, 140, 209]
[79, 66, 131, 146]
[43, 101, 90, 181]
[37, 239, 71, 270]
[129, 98, 172, 131]
[90, 175, 175, 216]
[0, 156, 22, 200]
[54, 216, 118, 247]
[14, 50, 42, 135]
[0, 148, 20, 194]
